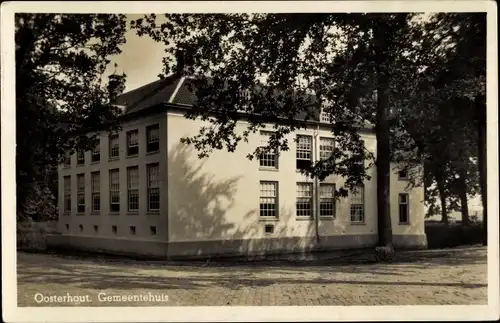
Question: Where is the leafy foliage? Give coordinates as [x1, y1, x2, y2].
[16, 14, 127, 217]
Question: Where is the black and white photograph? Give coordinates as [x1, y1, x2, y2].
[1, 1, 498, 322]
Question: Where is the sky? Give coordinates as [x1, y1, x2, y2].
[108, 15, 165, 92]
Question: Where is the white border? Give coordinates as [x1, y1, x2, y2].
[1, 1, 499, 322]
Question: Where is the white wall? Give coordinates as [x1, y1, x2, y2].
[166, 112, 425, 243]
[57, 113, 168, 241]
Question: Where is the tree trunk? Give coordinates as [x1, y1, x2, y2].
[476, 95, 487, 245]
[374, 23, 393, 249]
[437, 178, 448, 225]
[458, 172, 470, 226]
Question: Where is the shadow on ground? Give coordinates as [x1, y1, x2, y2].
[17, 246, 487, 292]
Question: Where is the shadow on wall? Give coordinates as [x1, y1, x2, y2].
[168, 142, 246, 242]
[167, 142, 315, 257]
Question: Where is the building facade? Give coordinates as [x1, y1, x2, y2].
[47, 76, 427, 258]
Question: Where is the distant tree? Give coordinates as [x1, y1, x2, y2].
[394, 13, 485, 236]
[134, 13, 433, 254]
[16, 14, 127, 219]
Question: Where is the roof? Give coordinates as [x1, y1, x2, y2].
[114, 75, 374, 130]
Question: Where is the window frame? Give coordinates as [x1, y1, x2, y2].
[259, 131, 278, 170]
[319, 137, 335, 161]
[319, 183, 336, 218]
[76, 174, 85, 213]
[296, 182, 313, 218]
[146, 124, 160, 153]
[91, 171, 100, 213]
[109, 134, 120, 159]
[296, 135, 312, 170]
[76, 150, 85, 165]
[127, 130, 139, 156]
[398, 193, 410, 224]
[63, 175, 71, 213]
[259, 181, 278, 218]
[349, 185, 365, 223]
[109, 169, 120, 213]
[147, 163, 160, 212]
[127, 166, 139, 212]
[91, 140, 100, 163]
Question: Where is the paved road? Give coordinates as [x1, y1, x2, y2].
[17, 246, 487, 306]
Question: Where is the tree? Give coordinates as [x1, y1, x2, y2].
[392, 13, 485, 234]
[133, 13, 427, 253]
[16, 14, 127, 219]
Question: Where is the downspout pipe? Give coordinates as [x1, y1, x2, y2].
[314, 125, 321, 243]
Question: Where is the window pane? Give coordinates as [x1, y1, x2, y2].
[147, 164, 159, 188]
[319, 138, 335, 160]
[147, 125, 159, 142]
[127, 167, 139, 189]
[127, 130, 138, 147]
[259, 181, 277, 217]
[91, 172, 100, 192]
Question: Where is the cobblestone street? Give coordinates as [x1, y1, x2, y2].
[17, 246, 487, 306]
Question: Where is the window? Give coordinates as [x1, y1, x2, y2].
[259, 131, 278, 169]
[265, 224, 274, 234]
[91, 172, 100, 212]
[147, 163, 160, 212]
[399, 193, 409, 224]
[65, 224, 69, 231]
[130, 226, 136, 235]
[77, 174, 85, 213]
[91, 140, 100, 162]
[109, 169, 120, 212]
[320, 109, 330, 123]
[112, 225, 117, 234]
[109, 134, 119, 159]
[320, 137, 335, 161]
[296, 135, 312, 170]
[79, 224, 83, 232]
[150, 226, 157, 236]
[146, 124, 160, 153]
[63, 153, 71, 167]
[127, 130, 139, 156]
[77, 151, 85, 165]
[127, 167, 139, 212]
[296, 183, 313, 217]
[320, 184, 336, 217]
[259, 181, 278, 217]
[63, 176, 71, 213]
[350, 185, 365, 223]
[398, 170, 408, 180]
[353, 152, 365, 173]
[93, 225, 99, 233]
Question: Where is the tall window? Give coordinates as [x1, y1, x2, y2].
[319, 137, 335, 161]
[77, 151, 85, 165]
[296, 135, 312, 170]
[109, 134, 119, 159]
[147, 163, 160, 212]
[91, 140, 100, 162]
[146, 124, 160, 153]
[109, 169, 120, 212]
[350, 185, 365, 223]
[398, 170, 408, 180]
[91, 172, 100, 212]
[127, 130, 139, 156]
[320, 184, 336, 217]
[127, 166, 139, 212]
[259, 181, 278, 217]
[63, 176, 71, 213]
[399, 193, 409, 224]
[77, 174, 85, 213]
[296, 183, 313, 217]
[259, 131, 278, 169]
